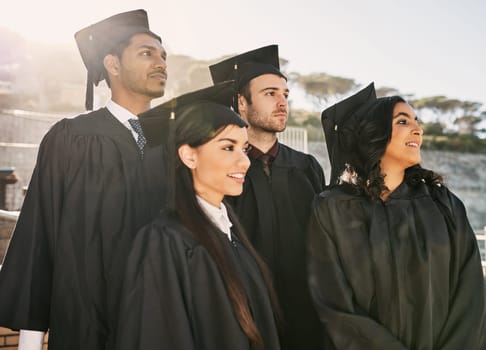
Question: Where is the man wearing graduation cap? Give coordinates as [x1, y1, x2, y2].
[210, 45, 326, 350]
[0, 9, 167, 350]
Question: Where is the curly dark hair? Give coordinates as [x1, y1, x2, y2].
[338, 96, 443, 199]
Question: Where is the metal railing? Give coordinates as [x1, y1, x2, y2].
[278, 126, 308, 153]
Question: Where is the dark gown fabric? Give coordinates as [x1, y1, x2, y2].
[0, 108, 166, 350]
[227, 143, 326, 350]
[115, 214, 280, 350]
[307, 181, 485, 350]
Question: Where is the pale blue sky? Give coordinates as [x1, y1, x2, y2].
[2, 0, 485, 107]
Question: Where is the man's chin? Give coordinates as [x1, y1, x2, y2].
[275, 123, 287, 133]
[262, 126, 286, 133]
[149, 89, 165, 98]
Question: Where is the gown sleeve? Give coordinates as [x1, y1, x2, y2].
[307, 197, 407, 350]
[115, 222, 195, 350]
[436, 189, 485, 349]
[0, 120, 69, 331]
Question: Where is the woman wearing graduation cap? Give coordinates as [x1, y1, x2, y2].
[115, 81, 281, 350]
[307, 83, 485, 349]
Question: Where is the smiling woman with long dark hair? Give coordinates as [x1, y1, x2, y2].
[114, 82, 281, 350]
[307, 83, 485, 349]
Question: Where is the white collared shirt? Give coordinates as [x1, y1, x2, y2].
[197, 196, 233, 241]
[106, 99, 139, 142]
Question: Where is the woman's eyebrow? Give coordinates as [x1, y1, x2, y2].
[216, 138, 237, 143]
[393, 112, 412, 119]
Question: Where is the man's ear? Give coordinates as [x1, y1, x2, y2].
[178, 144, 198, 169]
[103, 54, 120, 77]
[238, 94, 247, 114]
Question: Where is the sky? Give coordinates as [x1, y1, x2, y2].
[1, 0, 485, 109]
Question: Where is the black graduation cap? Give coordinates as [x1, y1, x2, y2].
[75, 9, 161, 110]
[138, 80, 245, 213]
[208, 45, 287, 92]
[321, 83, 377, 185]
[139, 80, 244, 148]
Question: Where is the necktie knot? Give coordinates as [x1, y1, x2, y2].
[128, 118, 147, 155]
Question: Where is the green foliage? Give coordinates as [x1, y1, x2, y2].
[411, 96, 484, 135]
[289, 108, 317, 125]
[411, 96, 463, 113]
[303, 116, 322, 128]
[375, 86, 400, 97]
[1, 29, 485, 140]
[288, 109, 324, 141]
[422, 134, 486, 153]
[302, 115, 325, 141]
[286, 115, 299, 127]
[306, 125, 325, 142]
[454, 115, 482, 135]
[422, 122, 445, 136]
[292, 72, 358, 108]
[291, 124, 486, 151]
[454, 115, 482, 126]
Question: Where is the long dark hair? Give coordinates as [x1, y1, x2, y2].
[170, 103, 280, 350]
[339, 96, 443, 199]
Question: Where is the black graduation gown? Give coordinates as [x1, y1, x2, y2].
[115, 214, 281, 350]
[228, 143, 326, 350]
[0, 108, 166, 350]
[307, 181, 485, 350]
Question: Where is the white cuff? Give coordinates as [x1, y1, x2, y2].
[19, 330, 45, 350]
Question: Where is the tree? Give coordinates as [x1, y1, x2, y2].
[375, 86, 400, 97]
[292, 72, 357, 109]
[410, 96, 463, 125]
[453, 101, 483, 135]
[454, 115, 482, 135]
[411, 96, 484, 135]
[422, 122, 445, 136]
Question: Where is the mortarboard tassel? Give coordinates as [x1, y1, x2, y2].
[166, 111, 176, 214]
[85, 71, 94, 111]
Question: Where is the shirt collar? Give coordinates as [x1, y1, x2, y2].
[196, 196, 233, 241]
[106, 99, 138, 127]
[248, 139, 279, 160]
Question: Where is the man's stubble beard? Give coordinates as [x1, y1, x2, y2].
[246, 105, 287, 134]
